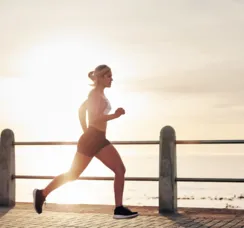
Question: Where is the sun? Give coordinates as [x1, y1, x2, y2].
[17, 38, 102, 139]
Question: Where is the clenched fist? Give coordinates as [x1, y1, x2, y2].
[114, 108, 125, 118]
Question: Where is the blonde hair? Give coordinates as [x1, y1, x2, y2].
[88, 64, 110, 86]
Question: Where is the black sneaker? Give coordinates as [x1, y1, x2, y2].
[113, 206, 138, 219]
[33, 189, 46, 214]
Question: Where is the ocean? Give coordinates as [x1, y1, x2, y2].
[15, 143, 244, 209]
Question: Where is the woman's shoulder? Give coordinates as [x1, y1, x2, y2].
[88, 89, 102, 99]
[88, 88, 95, 97]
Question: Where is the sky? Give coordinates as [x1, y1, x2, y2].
[1, 0, 244, 142]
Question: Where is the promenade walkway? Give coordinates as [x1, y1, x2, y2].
[1, 203, 244, 227]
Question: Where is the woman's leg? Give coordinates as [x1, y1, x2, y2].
[43, 152, 93, 197]
[95, 144, 125, 207]
[95, 144, 138, 219]
[33, 151, 93, 214]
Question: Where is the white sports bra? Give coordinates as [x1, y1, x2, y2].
[103, 97, 112, 114]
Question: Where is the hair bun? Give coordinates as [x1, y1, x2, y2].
[88, 71, 95, 81]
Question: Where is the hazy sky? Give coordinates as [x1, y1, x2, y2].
[1, 0, 244, 141]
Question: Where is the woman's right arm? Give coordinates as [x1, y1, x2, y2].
[87, 92, 124, 124]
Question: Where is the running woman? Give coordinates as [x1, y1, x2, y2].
[33, 64, 138, 219]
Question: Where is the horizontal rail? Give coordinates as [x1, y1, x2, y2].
[13, 175, 158, 181]
[14, 176, 244, 183]
[14, 139, 244, 146]
[177, 140, 244, 144]
[14, 140, 160, 146]
[176, 178, 244, 183]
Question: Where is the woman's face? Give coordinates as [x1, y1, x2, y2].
[98, 69, 113, 88]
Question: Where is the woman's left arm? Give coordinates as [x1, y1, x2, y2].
[78, 99, 88, 133]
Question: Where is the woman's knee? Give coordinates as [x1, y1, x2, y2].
[114, 164, 126, 176]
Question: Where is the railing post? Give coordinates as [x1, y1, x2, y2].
[159, 125, 177, 213]
[0, 129, 15, 207]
